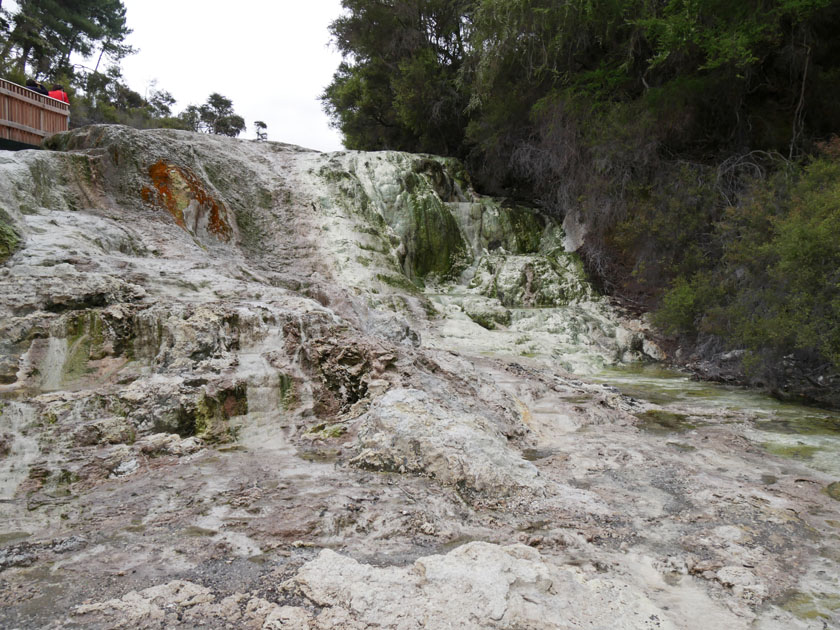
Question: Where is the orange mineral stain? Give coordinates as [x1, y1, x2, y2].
[141, 160, 232, 240]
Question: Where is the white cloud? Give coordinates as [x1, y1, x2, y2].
[117, 0, 346, 151]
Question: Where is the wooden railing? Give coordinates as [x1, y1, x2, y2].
[0, 78, 70, 147]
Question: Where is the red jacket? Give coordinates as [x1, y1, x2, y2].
[48, 90, 69, 104]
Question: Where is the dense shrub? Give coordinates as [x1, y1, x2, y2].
[656, 153, 840, 371]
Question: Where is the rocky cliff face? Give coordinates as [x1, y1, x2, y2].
[0, 127, 837, 629]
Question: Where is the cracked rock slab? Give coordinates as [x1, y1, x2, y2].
[286, 542, 675, 629]
[350, 388, 542, 499]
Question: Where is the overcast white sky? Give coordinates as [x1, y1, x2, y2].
[116, 1, 346, 151]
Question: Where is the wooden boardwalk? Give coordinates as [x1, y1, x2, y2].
[0, 78, 70, 148]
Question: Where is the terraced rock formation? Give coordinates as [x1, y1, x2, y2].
[0, 127, 837, 629]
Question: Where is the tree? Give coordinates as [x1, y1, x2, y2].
[0, 1, 192, 132]
[321, 0, 474, 155]
[147, 87, 176, 118]
[254, 120, 268, 142]
[88, 0, 134, 74]
[324, 0, 840, 165]
[0, 3, 9, 36]
[70, 65, 184, 129]
[177, 93, 246, 137]
[199, 93, 245, 137]
[0, 0, 132, 78]
[177, 105, 201, 132]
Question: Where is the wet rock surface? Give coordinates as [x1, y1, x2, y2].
[0, 126, 838, 628]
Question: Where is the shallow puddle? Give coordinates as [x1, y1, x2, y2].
[296, 448, 341, 463]
[521, 447, 559, 461]
[634, 410, 697, 434]
[755, 415, 840, 436]
[597, 363, 840, 476]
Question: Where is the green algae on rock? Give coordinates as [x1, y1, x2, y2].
[0, 218, 19, 264]
[277, 373, 297, 411]
[306, 422, 347, 439]
[194, 385, 248, 443]
[634, 410, 697, 434]
[763, 442, 820, 460]
[825, 482, 840, 501]
[401, 191, 468, 282]
[781, 590, 840, 621]
[170, 385, 248, 443]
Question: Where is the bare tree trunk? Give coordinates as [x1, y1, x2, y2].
[16, 42, 31, 74]
[94, 42, 107, 74]
[789, 40, 811, 160]
[60, 30, 79, 71]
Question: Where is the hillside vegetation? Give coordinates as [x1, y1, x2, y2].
[0, 1, 248, 136]
[323, 0, 840, 401]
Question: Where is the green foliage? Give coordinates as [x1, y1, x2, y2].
[656, 155, 840, 371]
[147, 87, 176, 118]
[324, 0, 840, 163]
[178, 93, 246, 137]
[68, 66, 189, 129]
[739, 159, 840, 367]
[0, 216, 20, 264]
[200, 93, 246, 137]
[654, 277, 699, 336]
[392, 47, 467, 154]
[638, 0, 832, 71]
[321, 0, 472, 155]
[0, 0, 133, 77]
[606, 162, 719, 293]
